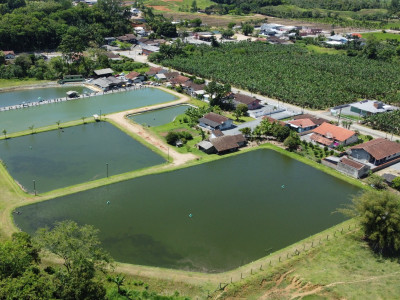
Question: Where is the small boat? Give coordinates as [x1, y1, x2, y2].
[66, 91, 79, 98]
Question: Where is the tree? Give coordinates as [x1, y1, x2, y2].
[392, 177, 400, 191]
[242, 24, 254, 36]
[2, 129, 6, 139]
[190, 0, 198, 12]
[239, 127, 251, 138]
[340, 191, 400, 255]
[367, 174, 387, 190]
[228, 22, 236, 29]
[221, 29, 234, 39]
[35, 220, 111, 299]
[234, 103, 248, 120]
[28, 125, 34, 135]
[56, 121, 61, 129]
[284, 132, 301, 151]
[81, 116, 86, 124]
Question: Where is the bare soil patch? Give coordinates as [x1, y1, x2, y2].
[148, 5, 172, 11]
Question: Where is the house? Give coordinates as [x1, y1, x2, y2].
[311, 122, 358, 147]
[326, 35, 348, 45]
[259, 23, 284, 36]
[182, 81, 206, 97]
[169, 75, 190, 86]
[164, 72, 180, 81]
[145, 67, 167, 77]
[104, 37, 116, 45]
[211, 129, 224, 139]
[126, 71, 144, 83]
[141, 45, 159, 55]
[349, 100, 397, 116]
[105, 76, 123, 88]
[197, 141, 215, 154]
[347, 138, 400, 166]
[336, 157, 370, 178]
[117, 33, 137, 43]
[287, 118, 317, 133]
[262, 116, 286, 127]
[92, 78, 112, 91]
[232, 94, 262, 110]
[94, 68, 114, 77]
[104, 52, 122, 61]
[155, 73, 167, 81]
[2, 51, 15, 59]
[293, 114, 329, 126]
[199, 112, 233, 130]
[209, 134, 246, 154]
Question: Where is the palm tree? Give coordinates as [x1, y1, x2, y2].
[56, 120, 61, 129]
[2, 129, 6, 139]
[81, 116, 86, 124]
[28, 125, 34, 135]
[107, 274, 125, 295]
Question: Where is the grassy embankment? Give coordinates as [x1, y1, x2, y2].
[0, 79, 52, 89]
[362, 31, 400, 41]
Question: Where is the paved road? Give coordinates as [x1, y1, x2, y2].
[116, 50, 400, 140]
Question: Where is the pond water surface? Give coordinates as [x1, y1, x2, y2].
[129, 105, 189, 127]
[0, 86, 92, 108]
[0, 88, 177, 133]
[14, 150, 360, 272]
[0, 122, 165, 193]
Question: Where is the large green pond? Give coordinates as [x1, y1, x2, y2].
[14, 150, 360, 272]
[0, 88, 177, 133]
[129, 105, 190, 127]
[0, 86, 92, 108]
[0, 122, 164, 193]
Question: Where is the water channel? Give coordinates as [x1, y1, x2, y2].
[14, 149, 360, 272]
[129, 105, 190, 127]
[0, 88, 177, 134]
[0, 122, 165, 193]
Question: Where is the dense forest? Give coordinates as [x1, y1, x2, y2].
[0, 0, 132, 52]
[151, 41, 400, 109]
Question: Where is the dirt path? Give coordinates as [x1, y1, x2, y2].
[106, 87, 198, 166]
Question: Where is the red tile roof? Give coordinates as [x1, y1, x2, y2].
[145, 67, 163, 76]
[202, 112, 229, 124]
[126, 71, 140, 80]
[262, 116, 285, 126]
[312, 122, 356, 142]
[169, 75, 190, 85]
[233, 93, 260, 105]
[310, 133, 334, 146]
[293, 114, 329, 125]
[350, 138, 400, 160]
[288, 118, 316, 128]
[340, 157, 365, 170]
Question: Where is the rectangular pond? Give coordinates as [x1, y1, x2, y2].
[0, 88, 177, 134]
[0, 86, 92, 108]
[14, 150, 361, 273]
[128, 105, 190, 127]
[0, 122, 165, 193]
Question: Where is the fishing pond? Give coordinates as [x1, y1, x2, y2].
[0, 122, 165, 193]
[14, 149, 360, 272]
[129, 105, 190, 127]
[0, 88, 177, 134]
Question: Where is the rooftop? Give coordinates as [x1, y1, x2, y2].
[350, 138, 400, 160]
[94, 68, 114, 76]
[310, 133, 333, 146]
[312, 122, 356, 142]
[350, 100, 396, 114]
[288, 118, 316, 128]
[340, 157, 366, 170]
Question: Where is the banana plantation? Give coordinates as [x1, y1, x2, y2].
[161, 42, 400, 109]
[365, 110, 400, 136]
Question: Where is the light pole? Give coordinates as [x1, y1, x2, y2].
[33, 180, 36, 196]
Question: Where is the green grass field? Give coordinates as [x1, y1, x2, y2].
[305, 44, 346, 55]
[143, 0, 214, 12]
[362, 31, 400, 41]
[0, 79, 53, 89]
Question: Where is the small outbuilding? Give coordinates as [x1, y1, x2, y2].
[199, 112, 233, 131]
[94, 68, 114, 78]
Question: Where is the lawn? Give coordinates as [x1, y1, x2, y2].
[0, 79, 53, 89]
[218, 223, 400, 299]
[143, 0, 214, 12]
[305, 44, 346, 55]
[362, 31, 400, 41]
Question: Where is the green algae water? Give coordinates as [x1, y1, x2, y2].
[0, 86, 92, 108]
[0, 122, 164, 193]
[0, 88, 177, 133]
[129, 105, 190, 127]
[14, 150, 360, 272]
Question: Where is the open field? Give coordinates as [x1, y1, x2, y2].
[162, 11, 266, 26]
[144, 0, 214, 12]
[0, 79, 53, 89]
[362, 31, 400, 41]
